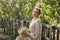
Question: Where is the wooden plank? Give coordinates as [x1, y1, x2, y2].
[52, 26, 55, 40]
[57, 30, 59, 40]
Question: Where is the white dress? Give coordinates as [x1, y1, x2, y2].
[29, 18, 42, 40]
[15, 36, 31, 40]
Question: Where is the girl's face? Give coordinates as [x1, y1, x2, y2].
[32, 8, 39, 17]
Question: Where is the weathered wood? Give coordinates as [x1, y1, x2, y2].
[57, 30, 59, 40]
[52, 26, 56, 40]
[0, 19, 60, 40]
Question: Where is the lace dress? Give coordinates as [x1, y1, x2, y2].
[29, 18, 42, 40]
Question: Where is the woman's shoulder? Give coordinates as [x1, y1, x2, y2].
[15, 36, 22, 40]
[16, 36, 21, 38]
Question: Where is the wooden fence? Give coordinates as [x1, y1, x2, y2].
[0, 18, 60, 40]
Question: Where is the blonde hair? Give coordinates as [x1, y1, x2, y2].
[18, 27, 28, 35]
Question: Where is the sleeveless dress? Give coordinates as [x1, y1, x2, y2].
[29, 18, 42, 40]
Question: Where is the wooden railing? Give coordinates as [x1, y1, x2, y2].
[0, 18, 60, 40]
[52, 26, 60, 40]
[42, 23, 52, 40]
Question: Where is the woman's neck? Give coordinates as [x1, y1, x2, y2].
[33, 17, 39, 19]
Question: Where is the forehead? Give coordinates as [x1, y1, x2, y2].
[33, 8, 39, 11]
[33, 9, 39, 12]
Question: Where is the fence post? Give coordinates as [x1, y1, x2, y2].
[57, 29, 59, 40]
[52, 26, 55, 40]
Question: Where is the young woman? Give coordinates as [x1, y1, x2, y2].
[28, 8, 50, 40]
[28, 8, 42, 40]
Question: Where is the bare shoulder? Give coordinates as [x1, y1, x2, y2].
[17, 36, 21, 38]
[15, 36, 22, 40]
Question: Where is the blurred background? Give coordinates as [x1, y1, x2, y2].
[0, 0, 60, 40]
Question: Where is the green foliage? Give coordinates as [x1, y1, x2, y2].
[0, 0, 60, 26]
[41, 0, 60, 26]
